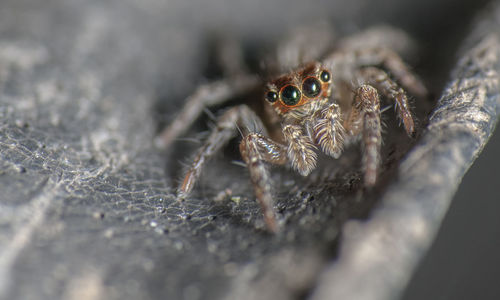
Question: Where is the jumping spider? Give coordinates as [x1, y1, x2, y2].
[158, 26, 427, 232]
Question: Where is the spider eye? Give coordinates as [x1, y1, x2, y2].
[302, 77, 321, 98]
[281, 85, 301, 106]
[266, 91, 278, 102]
[320, 70, 331, 82]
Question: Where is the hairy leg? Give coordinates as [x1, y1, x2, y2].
[178, 104, 288, 232]
[357, 67, 416, 135]
[281, 122, 318, 176]
[239, 132, 288, 232]
[178, 106, 241, 197]
[344, 85, 382, 186]
[178, 104, 276, 196]
[156, 75, 259, 149]
[307, 102, 345, 159]
[324, 47, 427, 99]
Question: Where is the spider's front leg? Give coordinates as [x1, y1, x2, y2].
[344, 85, 382, 186]
[281, 123, 318, 176]
[178, 105, 270, 196]
[307, 103, 345, 159]
[178, 104, 287, 232]
[239, 132, 288, 232]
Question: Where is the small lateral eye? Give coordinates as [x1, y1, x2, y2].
[302, 77, 321, 98]
[266, 91, 278, 102]
[320, 70, 331, 82]
[281, 85, 301, 106]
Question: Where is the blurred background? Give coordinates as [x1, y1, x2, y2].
[404, 120, 500, 299]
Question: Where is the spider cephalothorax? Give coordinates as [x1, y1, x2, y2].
[265, 62, 332, 115]
[262, 62, 345, 176]
[157, 26, 427, 232]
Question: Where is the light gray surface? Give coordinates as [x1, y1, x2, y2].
[0, 0, 496, 299]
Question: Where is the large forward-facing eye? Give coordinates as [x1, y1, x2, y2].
[281, 85, 301, 106]
[302, 77, 321, 98]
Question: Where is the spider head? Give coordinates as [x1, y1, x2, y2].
[264, 62, 332, 116]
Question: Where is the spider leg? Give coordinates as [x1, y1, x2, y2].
[178, 104, 287, 232]
[155, 74, 260, 149]
[357, 67, 416, 135]
[178, 106, 241, 197]
[178, 104, 277, 196]
[239, 132, 287, 233]
[344, 85, 382, 186]
[282, 122, 318, 176]
[307, 102, 345, 159]
[237, 106, 288, 232]
[325, 47, 427, 98]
